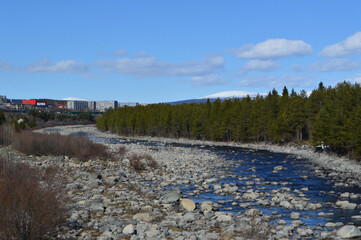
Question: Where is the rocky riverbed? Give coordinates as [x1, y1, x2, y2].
[3, 124, 359, 239]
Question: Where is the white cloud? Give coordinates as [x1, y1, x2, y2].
[191, 75, 229, 86]
[345, 74, 361, 84]
[290, 64, 306, 72]
[238, 74, 314, 89]
[0, 61, 18, 72]
[26, 58, 88, 74]
[93, 56, 225, 77]
[133, 51, 150, 57]
[240, 60, 281, 75]
[236, 38, 313, 59]
[112, 49, 128, 56]
[310, 58, 361, 72]
[319, 32, 361, 57]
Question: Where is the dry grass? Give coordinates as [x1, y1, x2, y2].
[0, 156, 69, 240]
[10, 130, 108, 161]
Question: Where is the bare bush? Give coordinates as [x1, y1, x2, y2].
[0, 156, 68, 240]
[0, 125, 14, 146]
[11, 131, 108, 161]
[238, 214, 272, 240]
[129, 153, 158, 171]
[118, 146, 127, 157]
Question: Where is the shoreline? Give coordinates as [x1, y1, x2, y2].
[38, 124, 361, 184]
[32, 124, 361, 239]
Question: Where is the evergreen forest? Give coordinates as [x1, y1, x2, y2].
[96, 81, 361, 157]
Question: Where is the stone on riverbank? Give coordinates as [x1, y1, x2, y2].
[336, 225, 361, 239]
[180, 199, 196, 211]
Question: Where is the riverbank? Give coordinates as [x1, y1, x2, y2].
[38, 124, 361, 185]
[30, 124, 361, 239]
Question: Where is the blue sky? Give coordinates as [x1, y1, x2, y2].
[1, 1, 361, 103]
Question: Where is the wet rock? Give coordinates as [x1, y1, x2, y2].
[290, 212, 300, 220]
[336, 200, 357, 209]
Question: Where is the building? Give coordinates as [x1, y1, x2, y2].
[67, 101, 89, 110]
[67, 101, 96, 110]
[88, 101, 96, 111]
[23, 100, 37, 105]
[95, 101, 118, 111]
[36, 100, 47, 107]
[0, 96, 7, 103]
[118, 102, 139, 107]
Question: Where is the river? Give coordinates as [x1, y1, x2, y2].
[74, 130, 361, 230]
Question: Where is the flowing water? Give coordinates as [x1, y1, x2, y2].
[73, 130, 361, 229]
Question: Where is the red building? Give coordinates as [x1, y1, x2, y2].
[22, 100, 37, 105]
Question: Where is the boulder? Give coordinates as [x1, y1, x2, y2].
[290, 212, 300, 220]
[200, 201, 213, 213]
[122, 224, 135, 235]
[180, 199, 196, 211]
[163, 191, 181, 203]
[336, 225, 361, 239]
[336, 200, 357, 209]
[217, 214, 233, 222]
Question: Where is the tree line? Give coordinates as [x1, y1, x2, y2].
[96, 81, 361, 156]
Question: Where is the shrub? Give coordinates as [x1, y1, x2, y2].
[129, 153, 158, 171]
[118, 146, 127, 156]
[0, 125, 13, 146]
[0, 156, 68, 240]
[0, 111, 5, 126]
[11, 131, 108, 161]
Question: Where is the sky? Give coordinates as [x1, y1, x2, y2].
[1, 1, 361, 103]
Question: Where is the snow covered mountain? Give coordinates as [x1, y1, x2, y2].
[62, 97, 92, 101]
[201, 91, 265, 99]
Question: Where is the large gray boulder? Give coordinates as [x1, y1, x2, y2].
[163, 191, 181, 203]
[336, 225, 361, 239]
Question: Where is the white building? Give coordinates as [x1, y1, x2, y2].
[95, 101, 118, 111]
[67, 101, 95, 110]
[118, 102, 139, 107]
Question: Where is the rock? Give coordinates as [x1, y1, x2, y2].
[183, 212, 197, 222]
[341, 192, 350, 198]
[274, 166, 285, 171]
[325, 222, 337, 228]
[336, 200, 357, 209]
[245, 208, 262, 217]
[123, 224, 135, 235]
[200, 201, 213, 213]
[280, 200, 292, 209]
[243, 192, 259, 200]
[351, 215, 361, 220]
[180, 199, 196, 211]
[336, 225, 361, 239]
[213, 183, 222, 191]
[163, 191, 181, 203]
[217, 214, 233, 222]
[290, 212, 300, 220]
[133, 213, 150, 221]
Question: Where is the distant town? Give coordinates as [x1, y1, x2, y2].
[0, 95, 142, 112]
